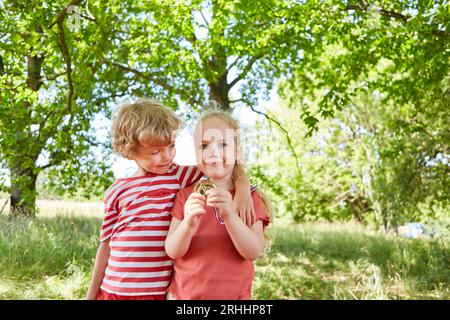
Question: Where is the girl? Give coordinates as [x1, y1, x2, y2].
[165, 108, 272, 300]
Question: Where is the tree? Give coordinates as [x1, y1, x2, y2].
[271, 0, 450, 228]
[0, 0, 318, 216]
[0, 0, 116, 216]
[250, 87, 449, 229]
[91, 0, 312, 110]
[281, 0, 450, 132]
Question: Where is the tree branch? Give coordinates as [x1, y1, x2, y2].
[185, 10, 198, 44]
[199, 8, 210, 29]
[344, 3, 409, 22]
[43, 71, 66, 82]
[244, 101, 302, 176]
[55, 0, 82, 114]
[79, 13, 110, 38]
[0, 54, 4, 75]
[228, 53, 264, 89]
[39, 157, 63, 171]
[226, 56, 240, 73]
[344, 3, 449, 37]
[229, 98, 245, 104]
[83, 135, 109, 148]
[38, 112, 76, 171]
[106, 59, 203, 107]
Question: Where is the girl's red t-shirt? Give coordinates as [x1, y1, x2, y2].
[168, 185, 270, 300]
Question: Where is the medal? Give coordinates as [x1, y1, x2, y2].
[194, 178, 259, 225]
[194, 177, 216, 197]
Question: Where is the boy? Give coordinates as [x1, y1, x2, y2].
[86, 99, 253, 300]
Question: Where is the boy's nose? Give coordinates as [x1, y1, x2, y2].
[162, 148, 171, 161]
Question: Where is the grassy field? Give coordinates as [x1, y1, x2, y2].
[0, 200, 448, 299]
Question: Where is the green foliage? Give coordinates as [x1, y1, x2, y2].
[260, 0, 450, 228]
[249, 87, 449, 229]
[0, 0, 319, 213]
[282, 0, 450, 132]
[0, 0, 120, 213]
[90, 0, 307, 108]
[1, 0, 448, 220]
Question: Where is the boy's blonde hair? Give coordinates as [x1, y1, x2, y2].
[195, 103, 274, 247]
[111, 98, 181, 158]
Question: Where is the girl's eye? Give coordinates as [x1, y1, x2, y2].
[201, 144, 208, 150]
[220, 143, 227, 148]
[150, 150, 160, 155]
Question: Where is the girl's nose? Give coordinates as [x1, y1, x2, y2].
[209, 144, 219, 157]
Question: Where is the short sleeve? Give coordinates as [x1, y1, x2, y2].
[100, 203, 118, 242]
[177, 165, 203, 188]
[100, 185, 120, 242]
[252, 190, 270, 228]
[169, 188, 190, 221]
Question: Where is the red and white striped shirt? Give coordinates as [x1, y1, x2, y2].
[99, 164, 202, 296]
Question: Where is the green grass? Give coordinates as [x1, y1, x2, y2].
[0, 215, 448, 299]
[253, 222, 449, 299]
[0, 214, 100, 299]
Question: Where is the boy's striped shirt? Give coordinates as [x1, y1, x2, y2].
[99, 164, 201, 296]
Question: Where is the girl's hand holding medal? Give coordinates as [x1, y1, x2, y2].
[205, 188, 234, 221]
[184, 192, 206, 230]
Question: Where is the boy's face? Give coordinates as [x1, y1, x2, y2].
[194, 117, 236, 180]
[129, 140, 176, 175]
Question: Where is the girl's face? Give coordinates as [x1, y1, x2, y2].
[194, 117, 237, 181]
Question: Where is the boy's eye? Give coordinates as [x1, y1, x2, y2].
[201, 144, 208, 150]
[220, 143, 227, 148]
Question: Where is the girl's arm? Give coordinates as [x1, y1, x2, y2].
[223, 216, 264, 261]
[207, 188, 264, 260]
[86, 240, 110, 300]
[165, 193, 206, 259]
[232, 164, 256, 227]
[165, 217, 196, 259]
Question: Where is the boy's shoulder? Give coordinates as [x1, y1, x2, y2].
[104, 165, 182, 198]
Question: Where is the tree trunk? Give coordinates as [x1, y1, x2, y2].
[208, 74, 230, 110]
[10, 164, 38, 218]
[7, 25, 43, 218]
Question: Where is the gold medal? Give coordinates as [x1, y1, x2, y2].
[194, 178, 216, 197]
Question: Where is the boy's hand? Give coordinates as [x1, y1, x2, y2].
[232, 188, 255, 227]
[206, 188, 234, 220]
[184, 192, 206, 230]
